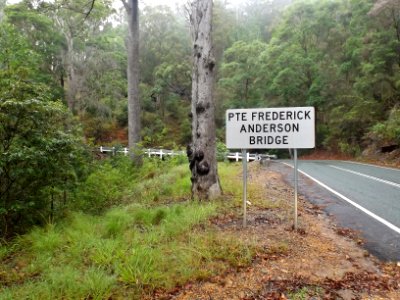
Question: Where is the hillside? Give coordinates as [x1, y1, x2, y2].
[2, 0, 399, 152]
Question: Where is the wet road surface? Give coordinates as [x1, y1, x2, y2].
[267, 160, 400, 261]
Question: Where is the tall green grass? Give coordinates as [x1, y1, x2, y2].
[0, 203, 216, 299]
[0, 161, 257, 299]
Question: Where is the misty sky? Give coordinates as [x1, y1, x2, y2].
[7, 0, 243, 8]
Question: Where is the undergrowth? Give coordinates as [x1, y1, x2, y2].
[0, 159, 258, 299]
[71, 156, 191, 213]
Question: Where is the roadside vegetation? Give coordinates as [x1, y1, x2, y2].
[0, 159, 258, 299]
[1, 0, 400, 297]
[2, 0, 400, 240]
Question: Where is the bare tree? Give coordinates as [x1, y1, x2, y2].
[187, 0, 221, 200]
[122, 0, 141, 163]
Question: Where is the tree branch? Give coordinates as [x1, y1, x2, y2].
[83, 0, 96, 22]
[121, 0, 129, 12]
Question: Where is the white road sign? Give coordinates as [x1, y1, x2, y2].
[226, 107, 315, 149]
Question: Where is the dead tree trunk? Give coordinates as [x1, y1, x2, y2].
[187, 0, 221, 200]
[123, 0, 141, 164]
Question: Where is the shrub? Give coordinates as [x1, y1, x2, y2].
[216, 141, 229, 162]
[0, 23, 88, 237]
[0, 90, 87, 237]
[369, 107, 400, 145]
[71, 156, 190, 213]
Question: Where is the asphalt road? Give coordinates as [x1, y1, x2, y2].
[269, 160, 400, 261]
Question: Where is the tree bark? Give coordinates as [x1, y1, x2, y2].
[0, 0, 5, 23]
[187, 0, 221, 200]
[123, 0, 141, 163]
[65, 32, 77, 112]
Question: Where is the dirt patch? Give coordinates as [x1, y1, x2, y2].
[153, 164, 400, 299]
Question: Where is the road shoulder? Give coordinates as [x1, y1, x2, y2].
[154, 163, 400, 299]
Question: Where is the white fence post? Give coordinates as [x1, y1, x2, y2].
[98, 147, 277, 162]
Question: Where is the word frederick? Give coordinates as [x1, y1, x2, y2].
[227, 110, 312, 122]
[226, 107, 315, 149]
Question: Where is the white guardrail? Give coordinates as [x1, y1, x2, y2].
[98, 146, 276, 162]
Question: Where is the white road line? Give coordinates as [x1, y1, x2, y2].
[329, 165, 400, 189]
[282, 162, 400, 235]
[340, 160, 400, 172]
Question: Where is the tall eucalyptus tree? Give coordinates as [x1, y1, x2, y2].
[187, 0, 221, 200]
[22, 0, 112, 113]
[122, 0, 141, 163]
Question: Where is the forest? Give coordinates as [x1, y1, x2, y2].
[1, 0, 400, 247]
[0, 0, 400, 298]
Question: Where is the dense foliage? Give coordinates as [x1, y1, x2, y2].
[218, 0, 400, 154]
[1, 0, 399, 235]
[2, 0, 398, 152]
[0, 23, 87, 236]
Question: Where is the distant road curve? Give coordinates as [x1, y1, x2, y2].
[273, 160, 400, 261]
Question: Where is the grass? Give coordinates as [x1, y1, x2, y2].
[0, 160, 259, 299]
[217, 162, 283, 215]
[287, 286, 325, 300]
[71, 156, 192, 213]
[0, 203, 217, 299]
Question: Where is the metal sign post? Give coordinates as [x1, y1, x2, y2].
[294, 148, 298, 230]
[226, 107, 315, 150]
[226, 107, 315, 231]
[242, 149, 247, 227]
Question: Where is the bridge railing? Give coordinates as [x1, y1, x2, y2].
[98, 146, 276, 162]
[98, 146, 185, 159]
[226, 152, 277, 162]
